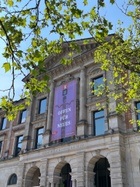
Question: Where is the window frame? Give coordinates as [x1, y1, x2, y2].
[135, 101, 140, 129]
[0, 141, 2, 154]
[91, 75, 104, 95]
[38, 98, 47, 114]
[7, 173, 17, 185]
[93, 110, 105, 136]
[35, 127, 44, 149]
[15, 135, 23, 157]
[19, 109, 27, 124]
[0, 117, 7, 130]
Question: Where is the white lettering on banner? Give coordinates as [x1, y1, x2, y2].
[57, 121, 71, 128]
[57, 107, 72, 128]
[58, 107, 71, 115]
[60, 114, 68, 121]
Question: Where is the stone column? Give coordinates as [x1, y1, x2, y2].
[5, 121, 12, 157]
[39, 159, 48, 187]
[17, 163, 25, 187]
[85, 170, 95, 187]
[79, 67, 86, 121]
[77, 67, 88, 137]
[55, 183, 59, 187]
[51, 182, 54, 187]
[70, 172, 77, 187]
[47, 181, 50, 187]
[23, 179, 32, 187]
[109, 141, 126, 187]
[53, 176, 62, 187]
[22, 102, 33, 151]
[106, 70, 124, 133]
[43, 81, 54, 145]
[76, 151, 85, 187]
[72, 179, 76, 187]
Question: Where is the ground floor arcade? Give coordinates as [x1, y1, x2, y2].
[1, 133, 140, 187]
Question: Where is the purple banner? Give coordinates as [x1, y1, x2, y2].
[51, 80, 77, 141]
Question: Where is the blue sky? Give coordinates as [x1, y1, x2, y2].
[0, 0, 133, 100]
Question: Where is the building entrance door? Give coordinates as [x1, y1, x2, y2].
[94, 158, 111, 187]
[60, 163, 72, 187]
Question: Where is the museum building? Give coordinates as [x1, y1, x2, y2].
[0, 36, 140, 187]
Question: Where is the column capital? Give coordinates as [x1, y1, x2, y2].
[77, 119, 88, 126]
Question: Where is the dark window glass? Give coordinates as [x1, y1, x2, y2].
[15, 135, 23, 156]
[19, 109, 27, 123]
[35, 127, 43, 149]
[38, 98, 47, 114]
[0, 117, 7, 130]
[136, 102, 140, 120]
[93, 110, 105, 136]
[0, 141, 2, 153]
[8, 174, 17, 185]
[92, 76, 104, 95]
[60, 163, 72, 187]
[94, 158, 111, 187]
[136, 102, 140, 129]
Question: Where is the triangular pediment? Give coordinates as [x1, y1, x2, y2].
[45, 37, 98, 71]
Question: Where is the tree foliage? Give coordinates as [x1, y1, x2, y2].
[0, 0, 140, 120]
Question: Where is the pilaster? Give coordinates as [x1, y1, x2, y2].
[47, 175, 61, 187]
[76, 151, 85, 187]
[77, 67, 88, 137]
[43, 80, 54, 145]
[85, 171, 95, 187]
[109, 141, 126, 187]
[39, 159, 48, 187]
[22, 103, 32, 151]
[17, 162, 25, 187]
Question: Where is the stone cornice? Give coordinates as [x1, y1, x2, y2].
[19, 133, 121, 162]
[12, 123, 25, 132]
[47, 47, 95, 79]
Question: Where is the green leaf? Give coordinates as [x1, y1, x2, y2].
[7, 0, 14, 6]
[98, 0, 105, 7]
[31, 15, 37, 21]
[110, 0, 115, 4]
[32, 40, 37, 47]
[83, 0, 88, 5]
[2, 63, 11, 72]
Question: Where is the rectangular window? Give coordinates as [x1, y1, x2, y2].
[92, 76, 104, 95]
[93, 110, 105, 136]
[35, 127, 44, 149]
[15, 135, 23, 156]
[136, 102, 140, 129]
[0, 117, 7, 130]
[0, 141, 2, 153]
[19, 109, 27, 123]
[136, 102, 140, 120]
[38, 98, 47, 114]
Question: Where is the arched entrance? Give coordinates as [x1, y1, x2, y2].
[94, 158, 111, 187]
[60, 163, 72, 187]
[25, 166, 41, 187]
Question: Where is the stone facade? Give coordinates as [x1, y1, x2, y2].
[0, 37, 140, 187]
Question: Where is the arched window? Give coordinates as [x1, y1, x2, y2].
[7, 174, 17, 185]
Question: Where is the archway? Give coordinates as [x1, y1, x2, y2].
[25, 166, 41, 187]
[94, 158, 111, 187]
[60, 163, 72, 187]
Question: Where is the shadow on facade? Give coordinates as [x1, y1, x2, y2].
[24, 166, 41, 187]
